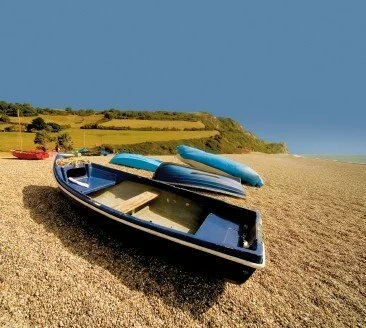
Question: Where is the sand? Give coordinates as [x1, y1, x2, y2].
[0, 153, 365, 327]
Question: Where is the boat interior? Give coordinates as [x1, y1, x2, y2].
[59, 162, 258, 249]
[91, 180, 204, 234]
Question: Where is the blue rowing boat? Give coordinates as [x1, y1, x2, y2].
[177, 145, 264, 187]
[110, 153, 162, 172]
[54, 155, 265, 282]
[153, 162, 245, 198]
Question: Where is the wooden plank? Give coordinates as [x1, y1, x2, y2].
[115, 191, 159, 213]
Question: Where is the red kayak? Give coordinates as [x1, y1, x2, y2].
[11, 150, 50, 160]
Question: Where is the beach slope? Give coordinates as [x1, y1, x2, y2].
[0, 153, 365, 327]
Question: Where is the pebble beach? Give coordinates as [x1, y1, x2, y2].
[0, 153, 365, 327]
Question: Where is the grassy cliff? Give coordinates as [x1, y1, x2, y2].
[0, 101, 288, 154]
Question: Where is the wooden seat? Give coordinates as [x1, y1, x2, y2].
[114, 191, 159, 214]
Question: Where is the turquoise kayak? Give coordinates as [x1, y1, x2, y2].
[110, 153, 162, 172]
[177, 145, 264, 187]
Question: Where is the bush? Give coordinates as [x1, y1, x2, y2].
[4, 124, 26, 132]
[34, 130, 55, 150]
[104, 112, 115, 120]
[27, 117, 47, 131]
[80, 123, 98, 129]
[57, 132, 73, 151]
[101, 144, 114, 153]
[0, 115, 10, 123]
[5, 126, 16, 132]
[47, 122, 62, 132]
[76, 109, 96, 116]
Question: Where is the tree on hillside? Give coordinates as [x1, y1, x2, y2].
[56, 132, 73, 151]
[104, 111, 116, 120]
[34, 130, 55, 150]
[27, 117, 47, 131]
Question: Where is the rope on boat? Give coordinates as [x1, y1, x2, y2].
[56, 157, 91, 167]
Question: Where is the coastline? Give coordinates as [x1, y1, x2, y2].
[294, 153, 366, 165]
[0, 153, 365, 326]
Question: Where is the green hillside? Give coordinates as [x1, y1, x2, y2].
[0, 101, 288, 154]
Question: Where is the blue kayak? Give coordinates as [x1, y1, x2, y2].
[177, 145, 264, 187]
[153, 163, 245, 198]
[110, 153, 162, 172]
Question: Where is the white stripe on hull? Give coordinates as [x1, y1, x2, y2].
[56, 181, 265, 269]
[177, 155, 239, 180]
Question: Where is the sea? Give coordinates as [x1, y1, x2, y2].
[295, 154, 366, 165]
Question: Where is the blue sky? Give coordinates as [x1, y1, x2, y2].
[0, 1, 365, 154]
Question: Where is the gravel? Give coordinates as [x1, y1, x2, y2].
[0, 153, 365, 327]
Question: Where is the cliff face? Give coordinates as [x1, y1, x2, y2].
[114, 114, 288, 155]
[268, 142, 289, 154]
[194, 113, 288, 154]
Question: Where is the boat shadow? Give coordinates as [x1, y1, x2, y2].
[22, 185, 239, 317]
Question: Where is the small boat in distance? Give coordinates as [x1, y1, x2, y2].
[11, 108, 50, 160]
[11, 149, 49, 160]
[153, 162, 245, 198]
[54, 155, 265, 282]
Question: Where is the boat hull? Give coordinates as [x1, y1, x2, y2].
[12, 150, 49, 160]
[59, 188, 256, 283]
[53, 156, 265, 281]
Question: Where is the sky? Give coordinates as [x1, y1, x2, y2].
[0, 1, 365, 154]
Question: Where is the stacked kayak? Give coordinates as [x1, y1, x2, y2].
[177, 145, 264, 187]
[110, 145, 264, 195]
[153, 163, 245, 198]
[110, 153, 245, 198]
[110, 153, 162, 172]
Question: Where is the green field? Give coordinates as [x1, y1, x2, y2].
[99, 119, 205, 129]
[8, 115, 205, 130]
[9, 114, 104, 128]
[0, 129, 218, 151]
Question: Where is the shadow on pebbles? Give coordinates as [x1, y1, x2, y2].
[22, 185, 234, 318]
